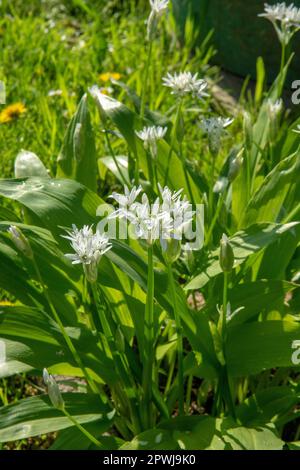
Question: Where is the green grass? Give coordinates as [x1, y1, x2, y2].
[0, 0, 217, 180]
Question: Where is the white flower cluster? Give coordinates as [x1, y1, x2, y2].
[136, 125, 167, 157]
[259, 2, 300, 44]
[200, 117, 233, 155]
[62, 224, 112, 282]
[162, 72, 208, 100]
[149, 0, 169, 15]
[109, 185, 194, 246]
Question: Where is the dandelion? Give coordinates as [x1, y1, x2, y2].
[200, 116, 233, 156]
[147, 0, 169, 39]
[136, 125, 167, 157]
[259, 2, 300, 45]
[0, 102, 26, 124]
[62, 224, 112, 283]
[99, 72, 122, 82]
[162, 72, 208, 100]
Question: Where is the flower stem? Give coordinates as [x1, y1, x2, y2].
[104, 129, 128, 186]
[167, 263, 184, 416]
[164, 100, 182, 186]
[221, 272, 235, 418]
[62, 407, 102, 448]
[142, 244, 155, 428]
[140, 40, 153, 121]
[91, 283, 142, 434]
[31, 255, 99, 395]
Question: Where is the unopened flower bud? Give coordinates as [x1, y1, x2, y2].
[228, 150, 244, 182]
[8, 225, 33, 259]
[243, 112, 252, 151]
[219, 234, 234, 272]
[43, 368, 65, 411]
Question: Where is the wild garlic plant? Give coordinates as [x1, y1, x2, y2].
[0, 0, 300, 452]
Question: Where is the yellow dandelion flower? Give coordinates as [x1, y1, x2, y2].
[0, 102, 27, 124]
[99, 72, 121, 82]
[0, 300, 15, 306]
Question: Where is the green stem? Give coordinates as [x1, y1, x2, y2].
[205, 190, 226, 247]
[63, 408, 102, 448]
[140, 40, 153, 121]
[278, 41, 286, 96]
[221, 272, 236, 418]
[222, 272, 228, 339]
[142, 244, 155, 428]
[31, 255, 99, 395]
[167, 263, 184, 416]
[164, 100, 182, 186]
[91, 283, 142, 434]
[180, 141, 195, 206]
[146, 149, 154, 189]
[104, 130, 128, 186]
[208, 152, 216, 220]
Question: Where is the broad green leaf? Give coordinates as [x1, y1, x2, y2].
[0, 178, 103, 242]
[50, 425, 123, 450]
[121, 416, 283, 450]
[89, 87, 202, 201]
[0, 305, 117, 384]
[57, 94, 97, 192]
[14, 150, 49, 178]
[0, 393, 113, 443]
[236, 386, 300, 426]
[243, 152, 300, 227]
[186, 222, 299, 290]
[98, 155, 129, 184]
[226, 320, 300, 377]
[227, 280, 297, 326]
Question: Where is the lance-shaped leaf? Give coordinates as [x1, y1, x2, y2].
[0, 394, 114, 443]
[186, 222, 300, 290]
[57, 94, 97, 192]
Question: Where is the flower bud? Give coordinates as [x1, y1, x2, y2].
[243, 112, 252, 151]
[228, 149, 244, 182]
[43, 368, 65, 411]
[8, 225, 33, 259]
[219, 234, 234, 272]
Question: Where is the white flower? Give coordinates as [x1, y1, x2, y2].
[109, 185, 194, 246]
[200, 116, 233, 155]
[159, 185, 194, 240]
[136, 126, 167, 157]
[110, 185, 142, 208]
[162, 72, 209, 100]
[259, 3, 300, 44]
[267, 98, 283, 116]
[62, 225, 111, 282]
[147, 0, 169, 39]
[150, 0, 169, 14]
